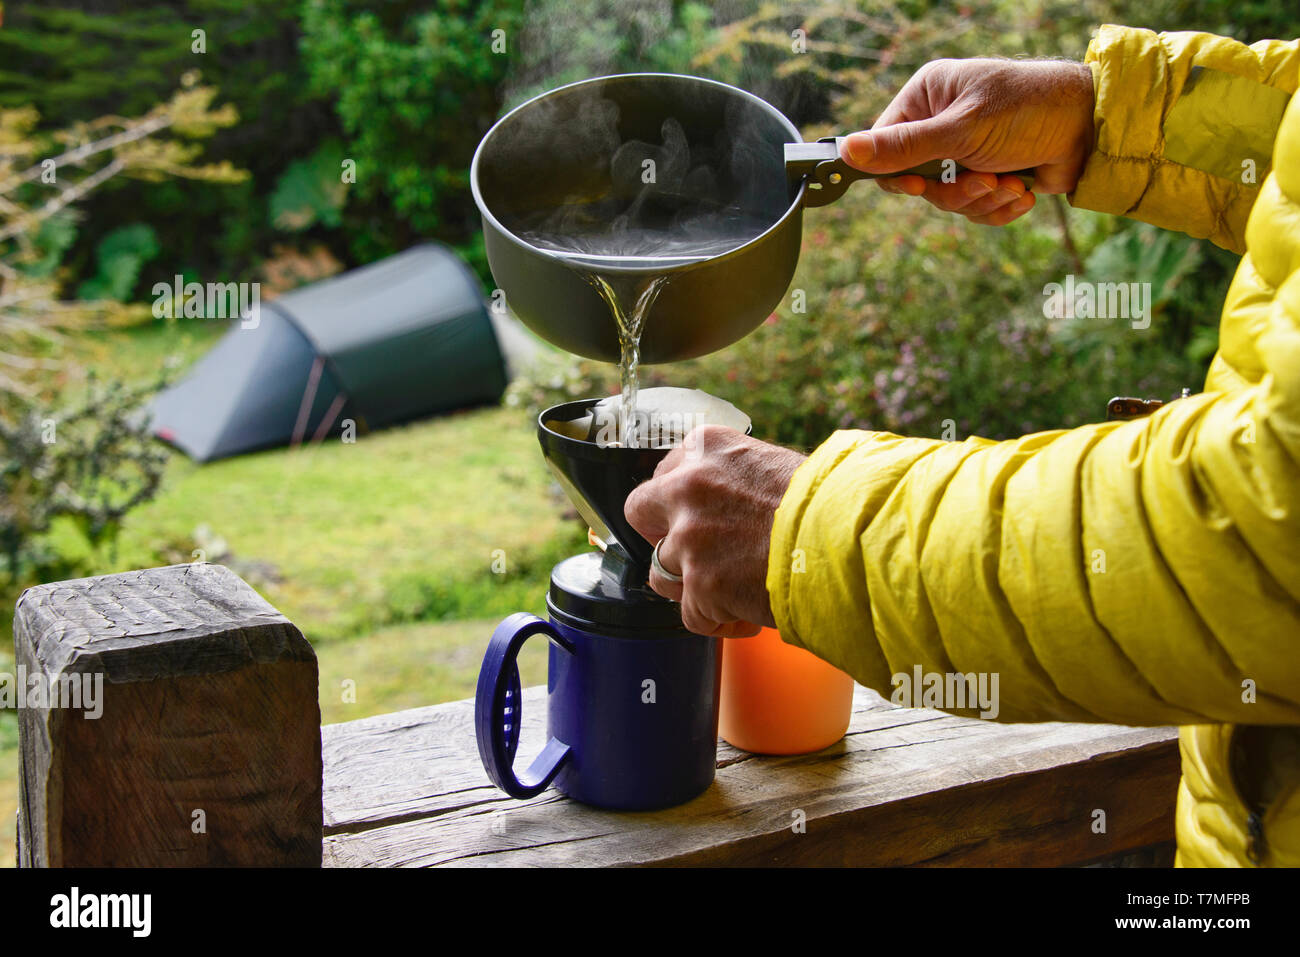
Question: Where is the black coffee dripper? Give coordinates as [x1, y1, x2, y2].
[538, 398, 669, 588]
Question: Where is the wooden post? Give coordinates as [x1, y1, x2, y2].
[13, 563, 322, 867]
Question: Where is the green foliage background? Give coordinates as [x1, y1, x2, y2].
[0, 0, 327, 287]
[8, 0, 1295, 446]
[0, 0, 759, 287]
[5, 0, 1299, 565]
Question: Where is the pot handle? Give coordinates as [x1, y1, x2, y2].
[786, 136, 1035, 208]
[474, 612, 573, 799]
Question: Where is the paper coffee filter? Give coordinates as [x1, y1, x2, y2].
[555, 387, 750, 446]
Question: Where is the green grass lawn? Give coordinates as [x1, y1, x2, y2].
[317, 617, 549, 724]
[100, 399, 584, 641]
[1, 318, 584, 867]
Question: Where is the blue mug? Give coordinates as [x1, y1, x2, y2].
[475, 554, 722, 810]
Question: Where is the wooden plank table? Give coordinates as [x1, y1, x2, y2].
[322, 685, 1180, 867]
[17, 565, 1179, 868]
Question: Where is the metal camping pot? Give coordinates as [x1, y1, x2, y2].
[470, 72, 1031, 364]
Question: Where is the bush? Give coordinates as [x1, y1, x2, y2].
[0, 377, 169, 586]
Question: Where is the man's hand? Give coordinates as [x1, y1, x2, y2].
[624, 426, 807, 638]
[841, 58, 1095, 225]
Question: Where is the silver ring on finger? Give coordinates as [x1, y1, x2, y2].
[651, 537, 684, 583]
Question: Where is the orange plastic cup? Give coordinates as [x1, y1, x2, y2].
[719, 626, 854, 754]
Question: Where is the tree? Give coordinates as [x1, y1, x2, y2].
[0, 70, 245, 582]
[299, 0, 529, 268]
[0, 0, 333, 286]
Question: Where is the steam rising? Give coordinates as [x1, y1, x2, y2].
[489, 83, 790, 267]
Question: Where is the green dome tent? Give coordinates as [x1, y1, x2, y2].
[148, 244, 507, 462]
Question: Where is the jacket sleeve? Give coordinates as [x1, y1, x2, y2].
[767, 272, 1300, 727]
[1069, 25, 1300, 254]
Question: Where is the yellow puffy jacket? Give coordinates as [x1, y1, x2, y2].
[768, 25, 1300, 867]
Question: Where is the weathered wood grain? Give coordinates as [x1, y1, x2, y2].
[14, 563, 322, 866]
[322, 684, 1180, 867]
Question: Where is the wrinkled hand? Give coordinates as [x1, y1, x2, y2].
[841, 58, 1095, 225]
[624, 426, 807, 638]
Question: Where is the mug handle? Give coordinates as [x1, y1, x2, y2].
[475, 612, 574, 799]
